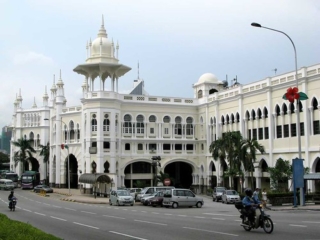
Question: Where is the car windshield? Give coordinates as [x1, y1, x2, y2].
[217, 188, 225, 192]
[117, 191, 130, 196]
[226, 190, 238, 195]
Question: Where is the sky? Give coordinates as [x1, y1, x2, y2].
[0, 0, 319, 128]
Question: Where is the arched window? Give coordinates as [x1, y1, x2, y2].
[163, 116, 170, 123]
[209, 89, 218, 94]
[175, 116, 182, 135]
[245, 111, 250, 120]
[123, 114, 132, 134]
[198, 90, 203, 99]
[226, 115, 230, 124]
[282, 103, 288, 115]
[149, 115, 156, 122]
[103, 114, 110, 131]
[263, 107, 268, 118]
[77, 123, 80, 141]
[36, 134, 40, 148]
[251, 109, 256, 120]
[289, 102, 295, 113]
[221, 115, 225, 125]
[231, 114, 235, 124]
[236, 113, 240, 123]
[91, 114, 97, 132]
[186, 117, 193, 135]
[29, 132, 34, 147]
[69, 120, 75, 141]
[275, 105, 280, 116]
[136, 115, 145, 134]
[257, 109, 262, 119]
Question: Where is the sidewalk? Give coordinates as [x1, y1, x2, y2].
[50, 188, 320, 211]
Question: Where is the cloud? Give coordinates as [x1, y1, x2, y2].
[12, 51, 54, 65]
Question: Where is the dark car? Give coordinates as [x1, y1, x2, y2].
[33, 185, 53, 193]
[149, 194, 165, 207]
[144, 191, 164, 206]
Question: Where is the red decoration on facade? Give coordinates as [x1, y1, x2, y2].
[285, 87, 300, 103]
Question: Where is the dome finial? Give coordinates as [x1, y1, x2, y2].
[97, 16, 107, 38]
[137, 61, 140, 79]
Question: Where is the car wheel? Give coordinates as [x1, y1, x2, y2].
[130, 204, 134, 206]
[172, 202, 178, 209]
[215, 197, 218, 202]
[109, 200, 112, 205]
[196, 202, 202, 208]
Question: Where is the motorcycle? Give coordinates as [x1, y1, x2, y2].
[8, 197, 17, 211]
[235, 201, 274, 233]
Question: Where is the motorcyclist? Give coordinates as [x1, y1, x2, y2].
[8, 190, 15, 210]
[242, 188, 261, 225]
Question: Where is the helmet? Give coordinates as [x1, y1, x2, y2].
[245, 188, 253, 197]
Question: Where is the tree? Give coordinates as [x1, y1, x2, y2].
[40, 142, 50, 182]
[12, 138, 36, 172]
[209, 131, 243, 188]
[268, 158, 292, 192]
[0, 152, 10, 164]
[240, 138, 265, 188]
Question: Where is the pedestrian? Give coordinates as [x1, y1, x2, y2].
[262, 188, 267, 208]
[253, 188, 259, 199]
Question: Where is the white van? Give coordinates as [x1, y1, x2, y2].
[162, 188, 204, 208]
[0, 179, 15, 190]
[136, 186, 175, 201]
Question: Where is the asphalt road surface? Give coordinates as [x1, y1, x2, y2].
[1, 189, 319, 240]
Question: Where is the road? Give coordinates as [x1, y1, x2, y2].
[0, 189, 319, 240]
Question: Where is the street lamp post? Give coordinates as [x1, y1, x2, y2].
[251, 22, 303, 206]
[44, 118, 70, 195]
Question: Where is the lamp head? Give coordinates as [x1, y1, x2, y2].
[44, 118, 49, 121]
[251, 22, 262, 28]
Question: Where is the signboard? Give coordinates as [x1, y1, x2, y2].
[164, 178, 171, 186]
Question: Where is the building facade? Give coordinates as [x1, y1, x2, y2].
[10, 19, 320, 193]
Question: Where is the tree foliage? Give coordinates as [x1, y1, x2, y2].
[268, 158, 292, 192]
[12, 138, 36, 171]
[0, 152, 10, 163]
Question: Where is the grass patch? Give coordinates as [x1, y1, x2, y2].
[0, 213, 62, 240]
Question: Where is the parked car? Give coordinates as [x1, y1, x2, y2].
[33, 185, 53, 193]
[136, 186, 175, 202]
[162, 188, 203, 208]
[212, 187, 226, 202]
[129, 188, 142, 200]
[109, 189, 134, 206]
[149, 192, 165, 207]
[141, 191, 164, 206]
[221, 190, 240, 204]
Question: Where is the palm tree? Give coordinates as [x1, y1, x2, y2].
[209, 131, 243, 188]
[12, 138, 36, 173]
[241, 138, 265, 188]
[40, 142, 50, 184]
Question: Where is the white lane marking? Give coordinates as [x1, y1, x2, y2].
[183, 227, 239, 237]
[151, 212, 159, 214]
[110, 231, 148, 240]
[134, 219, 167, 226]
[178, 215, 187, 217]
[302, 221, 320, 224]
[52, 205, 62, 208]
[50, 216, 67, 221]
[34, 212, 46, 216]
[212, 218, 225, 221]
[23, 209, 32, 212]
[103, 215, 125, 219]
[64, 207, 76, 211]
[73, 222, 99, 229]
[194, 216, 205, 219]
[203, 213, 237, 217]
[164, 213, 172, 216]
[16, 206, 21, 209]
[289, 224, 307, 227]
[81, 211, 96, 215]
[43, 203, 50, 206]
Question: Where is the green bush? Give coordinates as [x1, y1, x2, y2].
[0, 213, 61, 240]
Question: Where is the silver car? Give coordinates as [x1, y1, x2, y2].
[109, 190, 134, 206]
[162, 188, 203, 208]
[221, 190, 240, 204]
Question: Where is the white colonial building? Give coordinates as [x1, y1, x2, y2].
[10, 18, 320, 194]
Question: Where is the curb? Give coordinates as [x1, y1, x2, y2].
[54, 191, 72, 197]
